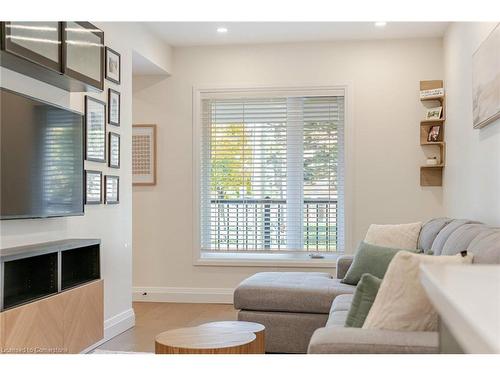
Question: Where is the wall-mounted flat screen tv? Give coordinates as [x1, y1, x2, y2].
[1, 88, 84, 219]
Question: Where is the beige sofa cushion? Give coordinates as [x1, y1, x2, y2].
[326, 294, 354, 327]
[363, 251, 473, 331]
[234, 272, 355, 314]
[365, 222, 422, 249]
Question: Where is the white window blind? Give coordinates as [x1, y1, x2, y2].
[200, 92, 344, 253]
[42, 108, 82, 214]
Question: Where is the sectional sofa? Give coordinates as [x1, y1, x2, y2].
[233, 218, 500, 353]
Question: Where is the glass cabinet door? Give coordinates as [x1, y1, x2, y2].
[2, 22, 62, 72]
[63, 22, 104, 90]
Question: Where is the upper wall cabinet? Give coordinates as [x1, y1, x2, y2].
[62, 22, 104, 91]
[0, 21, 104, 92]
[2, 22, 62, 72]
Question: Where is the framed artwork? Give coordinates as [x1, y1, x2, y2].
[85, 170, 102, 204]
[105, 47, 121, 84]
[425, 106, 442, 121]
[472, 23, 500, 129]
[85, 96, 106, 162]
[132, 124, 157, 186]
[427, 125, 441, 143]
[105, 175, 119, 204]
[108, 132, 120, 169]
[108, 88, 120, 126]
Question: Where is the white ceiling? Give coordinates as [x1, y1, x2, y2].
[145, 22, 449, 47]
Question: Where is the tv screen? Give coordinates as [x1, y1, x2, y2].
[1, 88, 84, 219]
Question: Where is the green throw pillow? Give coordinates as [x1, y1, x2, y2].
[345, 273, 382, 328]
[342, 241, 415, 285]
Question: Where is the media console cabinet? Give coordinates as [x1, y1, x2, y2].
[0, 239, 103, 353]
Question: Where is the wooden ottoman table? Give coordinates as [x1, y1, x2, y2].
[155, 321, 265, 354]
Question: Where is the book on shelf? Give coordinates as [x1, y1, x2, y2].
[420, 88, 444, 99]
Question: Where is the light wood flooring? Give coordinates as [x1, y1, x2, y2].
[96, 302, 238, 353]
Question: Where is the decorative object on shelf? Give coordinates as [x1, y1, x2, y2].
[105, 47, 121, 84]
[63, 22, 104, 91]
[108, 88, 120, 126]
[426, 157, 439, 166]
[132, 124, 157, 186]
[105, 175, 120, 204]
[420, 87, 444, 99]
[85, 96, 106, 162]
[472, 23, 500, 129]
[108, 132, 120, 169]
[425, 106, 442, 121]
[85, 170, 102, 204]
[427, 125, 441, 142]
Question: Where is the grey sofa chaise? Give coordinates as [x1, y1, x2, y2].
[233, 218, 500, 353]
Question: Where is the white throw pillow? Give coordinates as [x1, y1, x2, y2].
[363, 251, 473, 332]
[365, 222, 422, 249]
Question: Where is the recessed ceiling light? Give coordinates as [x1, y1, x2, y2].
[375, 22, 387, 27]
[217, 27, 228, 33]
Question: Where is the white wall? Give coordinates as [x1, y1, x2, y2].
[0, 22, 171, 345]
[443, 22, 500, 225]
[132, 38, 445, 297]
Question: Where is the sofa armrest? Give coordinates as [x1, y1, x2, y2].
[336, 255, 354, 279]
[307, 327, 439, 354]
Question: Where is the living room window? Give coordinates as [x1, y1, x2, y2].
[196, 87, 345, 262]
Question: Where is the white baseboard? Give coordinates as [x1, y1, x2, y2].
[132, 287, 234, 304]
[82, 308, 136, 353]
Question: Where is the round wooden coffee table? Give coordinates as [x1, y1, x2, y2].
[155, 321, 265, 354]
[199, 321, 265, 354]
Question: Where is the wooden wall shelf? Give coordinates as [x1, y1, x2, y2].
[421, 165, 444, 169]
[420, 80, 446, 187]
[421, 118, 445, 124]
[420, 95, 445, 102]
[420, 80, 446, 186]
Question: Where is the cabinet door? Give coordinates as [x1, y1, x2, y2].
[62, 22, 104, 91]
[0, 293, 65, 353]
[1, 22, 62, 72]
[62, 279, 104, 353]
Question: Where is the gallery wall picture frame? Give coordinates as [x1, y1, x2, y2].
[105, 47, 121, 84]
[108, 88, 120, 126]
[85, 170, 102, 204]
[132, 124, 157, 186]
[85, 96, 106, 163]
[108, 132, 120, 169]
[105, 175, 120, 204]
[472, 23, 500, 129]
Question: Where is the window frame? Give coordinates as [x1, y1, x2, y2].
[192, 85, 353, 267]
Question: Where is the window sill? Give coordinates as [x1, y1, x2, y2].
[194, 251, 340, 268]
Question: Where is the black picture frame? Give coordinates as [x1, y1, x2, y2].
[62, 22, 104, 91]
[108, 132, 120, 169]
[108, 88, 120, 126]
[105, 175, 120, 204]
[105, 47, 121, 84]
[85, 96, 106, 163]
[85, 170, 102, 204]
